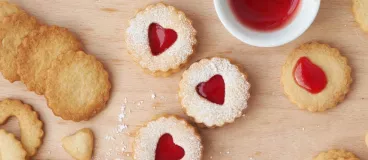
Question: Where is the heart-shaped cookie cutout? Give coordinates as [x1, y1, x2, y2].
[293, 56, 327, 94]
[155, 133, 185, 160]
[149, 23, 178, 56]
[196, 74, 225, 105]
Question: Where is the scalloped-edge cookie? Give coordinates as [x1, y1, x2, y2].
[314, 149, 359, 160]
[126, 2, 197, 77]
[0, 12, 39, 82]
[0, 99, 43, 157]
[62, 128, 94, 160]
[0, 129, 27, 160]
[281, 42, 352, 112]
[353, 0, 368, 33]
[179, 57, 250, 127]
[16, 25, 82, 95]
[133, 116, 203, 160]
[45, 50, 111, 122]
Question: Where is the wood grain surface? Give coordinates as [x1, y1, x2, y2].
[0, 0, 367, 159]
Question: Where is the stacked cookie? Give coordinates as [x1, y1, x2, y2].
[0, 2, 111, 122]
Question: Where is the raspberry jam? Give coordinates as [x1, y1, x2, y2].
[148, 23, 178, 56]
[196, 75, 225, 105]
[155, 133, 185, 160]
[229, 0, 300, 31]
[293, 57, 327, 94]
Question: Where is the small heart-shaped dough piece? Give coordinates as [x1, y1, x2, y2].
[0, 129, 27, 160]
[62, 128, 94, 160]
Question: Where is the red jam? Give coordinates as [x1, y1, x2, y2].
[148, 23, 178, 56]
[155, 133, 185, 160]
[196, 75, 225, 105]
[229, 0, 300, 31]
[293, 57, 327, 94]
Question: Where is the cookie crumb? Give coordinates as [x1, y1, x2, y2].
[151, 90, 156, 99]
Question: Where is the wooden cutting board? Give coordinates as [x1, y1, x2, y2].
[0, 0, 367, 159]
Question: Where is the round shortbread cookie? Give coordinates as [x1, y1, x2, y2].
[314, 149, 359, 160]
[281, 42, 352, 112]
[0, 1, 22, 20]
[0, 99, 43, 157]
[0, 12, 39, 82]
[353, 0, 368, 32]
[16, 25, 82, 95]
[0, 129, 27, 160]
[45, 51, 111, 122]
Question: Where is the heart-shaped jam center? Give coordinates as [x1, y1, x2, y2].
[148, 23, 178, 56]
[196, 75, 225, 105]
[155, 133, 185, 160]
[293, 57, 327, 94]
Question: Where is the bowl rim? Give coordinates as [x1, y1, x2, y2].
[214, 0, 321, 47]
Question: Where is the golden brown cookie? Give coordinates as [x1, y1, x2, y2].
[314, 149, 359, 160]
[62, 128, 94, 160]
[0, 1, 22, 20]
[0, 129, 27, 160]
[126, 3, 197, 77]
[45, 51, 111, 122]
[353, 0, 368, 33]
[0, 99, 43, 157]
[0, 12, 39, 82]
[17, 25, 82, 95]
[281, 42, 352, 112]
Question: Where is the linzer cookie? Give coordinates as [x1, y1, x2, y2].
[133, 116, 202, 160]
[179, 57, 250, 127]
[281, 42, 352, 112]
[126, 3, 196, 77]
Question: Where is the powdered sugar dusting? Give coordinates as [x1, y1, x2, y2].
[179, 57, 251, 127]
[126, 3, 197, 72]
[100, 101, 129, 159]
[134, 116, 202, 160]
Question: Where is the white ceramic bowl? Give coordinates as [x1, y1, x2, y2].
[214, 0, 320, 47]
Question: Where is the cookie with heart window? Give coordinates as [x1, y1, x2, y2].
[179, 57, 251, 128]
[133, 116, 202, 160]
[126, 2, 197, 77]
[281, 42, 352, 112]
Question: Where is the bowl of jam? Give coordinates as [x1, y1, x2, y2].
[214, 0, 320, 47]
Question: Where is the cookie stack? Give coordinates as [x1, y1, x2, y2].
[0, 2, 111, 122]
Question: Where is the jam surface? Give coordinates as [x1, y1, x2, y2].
[155, 133, 185, 160]
[293, 57, 327, 94]
[196, 75, 225, 105]
[229, 0, 300, 31]
[148, 23, 178, 56]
